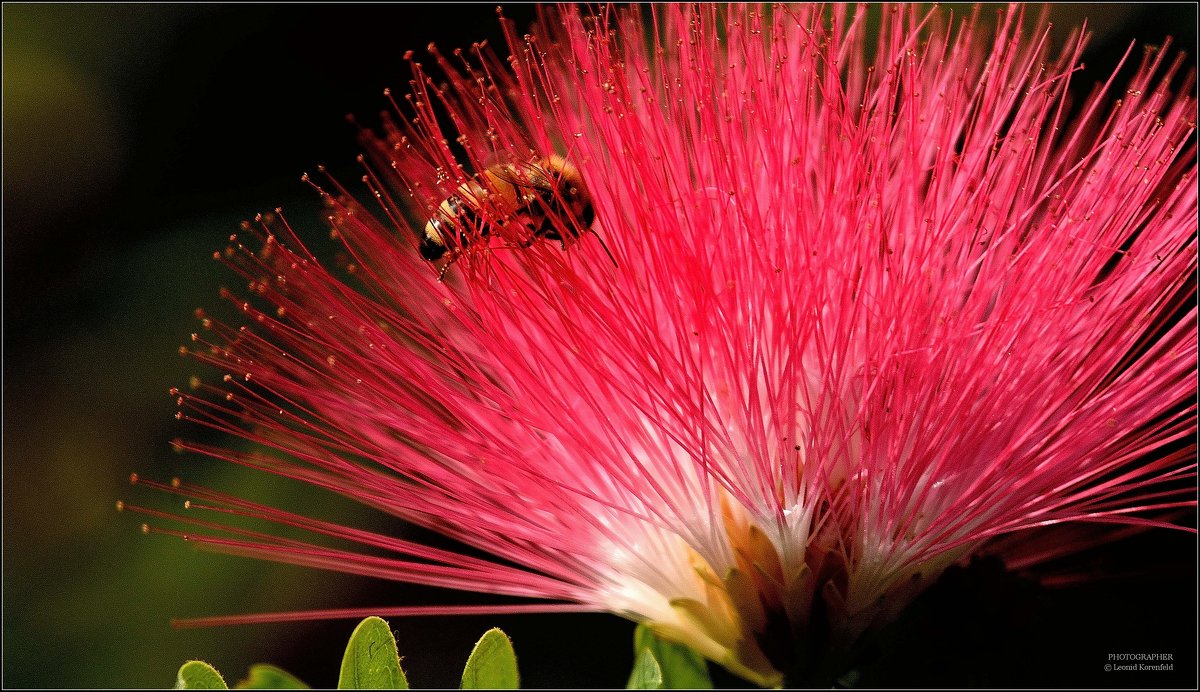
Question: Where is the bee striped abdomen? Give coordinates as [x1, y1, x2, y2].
[421, 193, 491, 260]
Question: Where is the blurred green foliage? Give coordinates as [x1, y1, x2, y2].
[176, 661, 229, 690]
[235, 665, 309, 690]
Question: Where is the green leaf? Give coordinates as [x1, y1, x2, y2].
[236, 664, 310, 689]
[632, 624, 713, 689]
[461, 627, 520, 689]
[626, 649, 663, 689]
[176, 661, 229, 690]
[338, 616, 409, 689]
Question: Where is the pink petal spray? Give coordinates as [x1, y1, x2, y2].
[127, 4, 1197, 686]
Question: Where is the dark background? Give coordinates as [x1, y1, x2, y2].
[3, 3, 1196, 689]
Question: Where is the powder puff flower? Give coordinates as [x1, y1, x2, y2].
[127, 4, 1196, 686]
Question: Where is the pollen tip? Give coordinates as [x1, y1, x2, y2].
[129, 472, 140, 485]
[171, 477, 181, 488]
[115, 500, 125, 512]
[140, 523, 150, 535]
[183, 500, 192, 510]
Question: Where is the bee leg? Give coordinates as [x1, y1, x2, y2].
[436, 253, 459, 282]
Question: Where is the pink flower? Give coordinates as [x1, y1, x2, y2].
[127, 4, 1196, 686]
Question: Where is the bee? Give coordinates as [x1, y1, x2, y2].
[420, 155, 615, 275]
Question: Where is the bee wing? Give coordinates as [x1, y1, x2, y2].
[487, 161, 555, 192]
